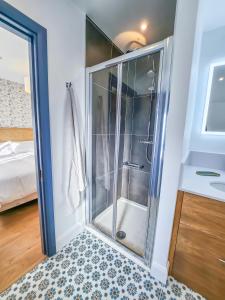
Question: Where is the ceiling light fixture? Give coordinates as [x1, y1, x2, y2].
[218, 76, 224, 81]
[140, 22, 148, 32]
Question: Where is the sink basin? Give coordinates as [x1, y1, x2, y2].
[210, 182, 225, 192]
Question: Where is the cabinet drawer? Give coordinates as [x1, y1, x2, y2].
[172, 223, 225, 300]
[181, 193, 225, 240]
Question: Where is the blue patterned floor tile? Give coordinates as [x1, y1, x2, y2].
[160, 276, 206, 300]
[0, 231, 205, 300]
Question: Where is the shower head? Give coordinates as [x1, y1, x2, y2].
[148, 86, 155, 92]
[147, 69, 156, 92]
[147, 69, 155, 77]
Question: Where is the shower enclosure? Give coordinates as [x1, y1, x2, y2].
[86, 37, 172, 266]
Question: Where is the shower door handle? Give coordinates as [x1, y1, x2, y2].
[123, 161, 144, 170]
[139, 140, 153, 144]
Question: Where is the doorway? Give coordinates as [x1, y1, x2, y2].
[0, 0, 55, 292]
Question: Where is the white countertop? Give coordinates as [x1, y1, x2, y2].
[180, 165, 225, 202]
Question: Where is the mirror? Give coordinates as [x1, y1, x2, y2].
[202, 62, 225, 134]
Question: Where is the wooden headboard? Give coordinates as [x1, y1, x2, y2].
[0, 128, 33, 142]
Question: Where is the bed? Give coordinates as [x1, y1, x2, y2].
[0, 128, 38, 212]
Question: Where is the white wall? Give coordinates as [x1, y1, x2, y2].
[181, 5, 203, 161]
[150, 0, 200, 283]
[5, 0, 86, 249]
[200, 0, 225, 33]
[184, 0, 225, 155]
[0, 27, 30, 84]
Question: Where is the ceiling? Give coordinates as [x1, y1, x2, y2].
[0, 27, 30, 84]
[73, 0, 177, 52]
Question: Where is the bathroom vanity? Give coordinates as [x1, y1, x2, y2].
[169, 154, 225, 300]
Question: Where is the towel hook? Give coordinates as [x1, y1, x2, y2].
[66, 82, 72, 88]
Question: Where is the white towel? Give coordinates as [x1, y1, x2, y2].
[62, 84, 86, 213]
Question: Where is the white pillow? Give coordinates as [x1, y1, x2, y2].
[0, 141, 14, 157]
[13, 141, 34, 154]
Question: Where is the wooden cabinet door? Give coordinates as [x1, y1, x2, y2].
[181, 193, 225, 240]
[171, 202, 225, 300]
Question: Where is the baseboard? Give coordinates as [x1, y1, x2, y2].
[56, 222, 84, 251]
[150, 261, 169, 284]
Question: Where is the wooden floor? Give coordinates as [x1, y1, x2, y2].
[0, 200, 45, 293]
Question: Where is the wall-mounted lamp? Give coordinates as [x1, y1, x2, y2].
[24, 76, 31, 94]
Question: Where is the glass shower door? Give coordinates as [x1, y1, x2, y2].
[90, 65, 118, 238]
[89, 52, 162, 253]
[113, 52, 161, 257]
[87, 37, 172, 264]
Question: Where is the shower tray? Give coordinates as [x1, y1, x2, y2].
[94, 197, 148, 256]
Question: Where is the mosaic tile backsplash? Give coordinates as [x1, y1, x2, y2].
[0, 78, 32, 128]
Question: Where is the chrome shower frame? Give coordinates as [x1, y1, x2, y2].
[85, 37, 173, 268]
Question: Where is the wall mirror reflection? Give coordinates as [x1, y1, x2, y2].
[202, 62, 225, 134]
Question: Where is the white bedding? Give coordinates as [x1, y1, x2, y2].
[0, 142, 37, 205]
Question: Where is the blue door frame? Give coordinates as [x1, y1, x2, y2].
[0, 0, 56, 256]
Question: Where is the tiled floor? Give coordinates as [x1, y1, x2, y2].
[0, 231, 205, 300]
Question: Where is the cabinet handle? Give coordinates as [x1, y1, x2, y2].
[218, 258, 225, 264]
